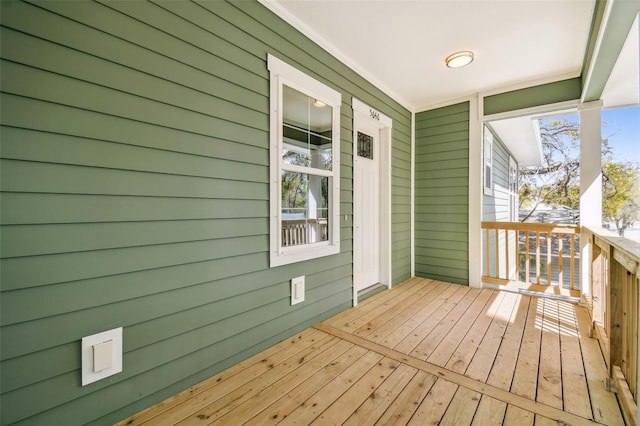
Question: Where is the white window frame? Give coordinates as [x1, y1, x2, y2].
[483, 126, 493, 195]
[508, 156, 518, 221]
[268, 54, 341, 267]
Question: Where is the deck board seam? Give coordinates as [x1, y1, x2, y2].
[314, 322, 605, 426]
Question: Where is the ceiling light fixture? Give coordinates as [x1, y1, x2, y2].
[445, 51, 474, 68]
[313, 99, 327, 108]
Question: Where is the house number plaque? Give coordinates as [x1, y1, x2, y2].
[369, 109, 380, 121]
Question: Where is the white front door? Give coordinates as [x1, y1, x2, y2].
[354, 119, 381, 292]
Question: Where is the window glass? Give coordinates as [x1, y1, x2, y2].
[282, 85, 333, 170]
[281, 171, 329, 246]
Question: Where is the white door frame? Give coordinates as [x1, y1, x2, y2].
[352, 98, 392, 306]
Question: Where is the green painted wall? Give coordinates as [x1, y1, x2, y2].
[414, 102, 470, 285]
[0, 1, 411, 424]
[483, 77, 582, 116]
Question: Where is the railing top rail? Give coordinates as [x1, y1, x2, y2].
[583, 225, 640, 275]
[481, 221, 580, 234]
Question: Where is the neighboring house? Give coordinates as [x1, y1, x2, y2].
[480, 125, 522, 282]
[521, 204, 580, 225]
[0, 0, 637, 424]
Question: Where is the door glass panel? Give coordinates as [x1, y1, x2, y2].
[357, 131, 373, 159]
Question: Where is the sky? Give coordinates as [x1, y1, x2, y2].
[541, 104, 639, 165]
[602, 105, 640, 164]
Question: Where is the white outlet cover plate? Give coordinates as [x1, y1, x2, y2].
[291, 276, 305, 305]
[81, 327, 123, 386]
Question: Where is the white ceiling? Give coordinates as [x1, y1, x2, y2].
[266, 0, 596, 111]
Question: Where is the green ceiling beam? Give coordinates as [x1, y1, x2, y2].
[483, 78, 582, 116]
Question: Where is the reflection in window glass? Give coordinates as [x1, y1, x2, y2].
[282, 85, 332, 171]
[281, 171, 329, 246]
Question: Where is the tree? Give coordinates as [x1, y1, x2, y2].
[602, 161, 639, 235]
[518, 119, 639, 234]
[519, 120, 581, 221]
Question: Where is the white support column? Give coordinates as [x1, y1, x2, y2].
[468, 95, 482, 288]
[579, 101, 603, 227]
[578, 100, 603, 300]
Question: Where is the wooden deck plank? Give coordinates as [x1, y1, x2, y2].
[536, 298, 563, 409]
[469, 292, 525, 386]
[428, 288, 496, 367]
[324, 278, 422, 328]
[310, 356, 401, 425]
[119, 328, 328, 426]
[316, 323, 600, 426]
[471, 395, 507, 425]
[574, 304, 625, 426]
[503, 405, 534, 426]
[209, 339, 355, 425]
[276, 350, 384, 425]
[352, 279, 441, 338]
[410, 287, 481, 360]
[447, 290, 507, 375]
[342, 363, 418, 426]
[377, 281, 459, 348]
[117, 279, 623, 426]
[249, 344, 370, 425]
[439, 386, 482, 426]
[393, 284, 470, 355]
[534, 414, 562, 425]
[558, 301, 593, 419]
[339, 279, 427, 332]
[173, 334, 340, 425]
[509, 296, 541, 400]
[408, 379, 458, 425]
[374, 370, 437, 425]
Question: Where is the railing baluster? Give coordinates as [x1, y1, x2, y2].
[505, 229, 510, 281]
[570, 233, 575, 290]
[547, 232, 552, 286]
[486, 228, 491, 278]
[526, 231, 531, 284]
[480, 222, 580, 289]
[515, 229, 520, 280]
[558, 233, 564, 287]
[495, 229, 500, 279]
[536, 231, 541, 285]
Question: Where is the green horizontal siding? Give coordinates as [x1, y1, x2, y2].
[0, 0, 411, 424]
[415, 102, 470, 285]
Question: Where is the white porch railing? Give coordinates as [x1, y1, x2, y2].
[282, 219, 328, 247]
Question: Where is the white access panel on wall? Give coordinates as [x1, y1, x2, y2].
[81, 327, 123, 386]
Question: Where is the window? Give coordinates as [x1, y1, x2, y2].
[268, 55, 341, 267]
[508, 156, 518, 221]
[483, 126, 493, 195]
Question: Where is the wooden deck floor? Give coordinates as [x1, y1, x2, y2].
[117, 278, 623, 426]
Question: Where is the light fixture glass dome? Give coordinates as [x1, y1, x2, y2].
[445, 51, 474, 68]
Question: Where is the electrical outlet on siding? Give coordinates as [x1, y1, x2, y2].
[291, 276, 305, 305]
